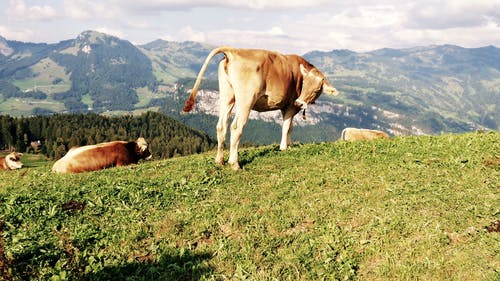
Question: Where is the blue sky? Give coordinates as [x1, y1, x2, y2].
[1, 0, 500, 54]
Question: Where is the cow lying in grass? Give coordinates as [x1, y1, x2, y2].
[52, 138, 152, 173]
[183, 46, 339, 170]
[341, 128, 390, 141]
[0, 152, 24, 170]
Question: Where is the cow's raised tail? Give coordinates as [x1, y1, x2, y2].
[182, 46, 232, 112]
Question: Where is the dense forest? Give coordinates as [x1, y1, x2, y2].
[0, 111, 215, 160]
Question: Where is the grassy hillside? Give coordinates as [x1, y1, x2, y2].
[1, 132, 499, 280]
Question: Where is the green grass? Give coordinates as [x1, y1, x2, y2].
[134, 87, 160, 108]
[0, 98, 65, 116]
[1, 132, 499, 280]
[12, 57, 71, 95]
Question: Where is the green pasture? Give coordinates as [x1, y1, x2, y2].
[0, 132, 498, 280]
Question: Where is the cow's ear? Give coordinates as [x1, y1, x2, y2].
[300, 64, 309, 76]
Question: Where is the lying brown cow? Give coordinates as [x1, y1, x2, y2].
[52, 138, 152, 173]
[340, 128, 390, 141]
[0, 152, 24, 170]
[183, 46, 339, 170]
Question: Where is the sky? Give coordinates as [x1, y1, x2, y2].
[1, 0, 500, 54]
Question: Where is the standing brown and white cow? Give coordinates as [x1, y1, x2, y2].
[0, 152, 24, 170]
[52, 138, 152, 173]
[340, 128, 390, 141]
[183, 46, 339, 170]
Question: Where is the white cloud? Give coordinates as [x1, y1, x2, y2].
[63, 0, 91, 20]
[284, 6, 407, 52]
[0, 25, 34, 41]
[404, 1, 500, 29]
[162, 26, 297, 52]
[333, 5, 403, 29]
[115, 0, 331, 11]
[394, 19, 500, 48]
[228, 0, 331, 9]
[268, 27, 285, 36]
[95, 27, 123, 39]
[178, 26, 207, 42]
[7, 0, 57, 21]
[272, 2, 500, 52]
[1, 0, 499, 53]
[64, 0, 120, 20]
[199, 28, 297, 52]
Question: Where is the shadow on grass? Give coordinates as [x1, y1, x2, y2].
[238, 145, 281, 168]
[85, 250, 214, 281]
[3, 246, 213, 281]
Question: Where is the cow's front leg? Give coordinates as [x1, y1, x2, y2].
[280, 117, 292, 150]
[280, 108, 299, 150]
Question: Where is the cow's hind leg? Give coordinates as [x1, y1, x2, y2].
[216, 100, 234, 166]
[228, 103, 251, 170]
[216, 66, 235, 166]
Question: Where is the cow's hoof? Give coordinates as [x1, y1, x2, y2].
[230, 162, 241, 171]
[215, 157, 226, 166]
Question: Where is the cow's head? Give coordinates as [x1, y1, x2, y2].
[5, 152, 24, 169]
[295, 64, 339, 109]
[136, 137, 152, 160]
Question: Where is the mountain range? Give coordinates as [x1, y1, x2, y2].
[0, 30, 499, 143]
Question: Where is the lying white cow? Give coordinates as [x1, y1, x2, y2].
[183, 46, 339, 170]
[340, 128, 390, 141]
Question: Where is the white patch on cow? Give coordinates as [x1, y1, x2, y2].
[64, 144, 96, 158]
[52, 142, 118, 173]
[66, 141, 128, 158]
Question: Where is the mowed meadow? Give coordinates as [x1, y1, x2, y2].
[0, 132, 499, 280]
